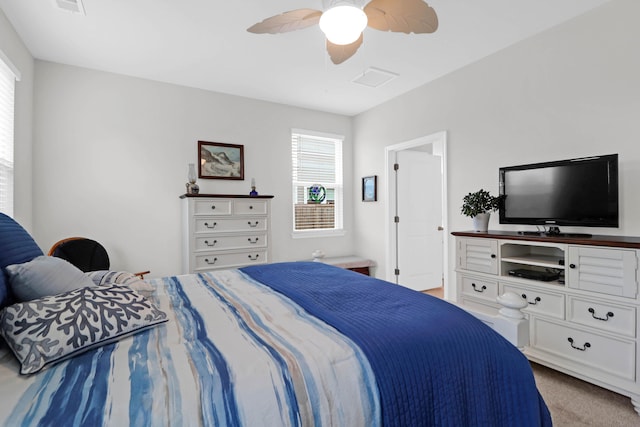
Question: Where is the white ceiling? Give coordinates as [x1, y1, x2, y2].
[0, 0, 611, 116]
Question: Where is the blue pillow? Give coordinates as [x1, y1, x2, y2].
[6, 256, 96, 302]
[0, 213, 44, 307]
[0, 274, 6, 309]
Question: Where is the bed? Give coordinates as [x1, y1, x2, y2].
[0, 213, 551, 426]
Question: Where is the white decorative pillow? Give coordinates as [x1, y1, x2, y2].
[86, 271, 153, 299]
[6, 256, 95, 302]
[86, 270, 143, 286]
[0, 285, 168, 374]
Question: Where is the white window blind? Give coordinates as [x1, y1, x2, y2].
[0, 56, 16, 217]
[291, 130, 343, 234]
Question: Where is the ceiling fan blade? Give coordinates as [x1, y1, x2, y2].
[364, 0, 438, 34]
[326, 33, 364, 65]
[247, 9, 322, 34]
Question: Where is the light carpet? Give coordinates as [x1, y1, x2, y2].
[531, 362, 639, 426]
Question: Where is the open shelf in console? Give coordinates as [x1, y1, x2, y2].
[500, 242, 566, 285]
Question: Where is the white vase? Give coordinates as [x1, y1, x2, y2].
[472, 213, 490, 232]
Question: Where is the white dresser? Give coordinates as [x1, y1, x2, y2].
[181, 194, 274, 273]
[453, 230, 640, 415]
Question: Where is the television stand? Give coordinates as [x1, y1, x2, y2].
[453, 230, 640, 416]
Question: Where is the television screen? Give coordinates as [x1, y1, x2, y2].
[499, 154, 618, 228]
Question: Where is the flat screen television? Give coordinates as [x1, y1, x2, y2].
[499, 154, 618, 231]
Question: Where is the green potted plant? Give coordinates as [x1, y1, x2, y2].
[461, 189, 502, 232]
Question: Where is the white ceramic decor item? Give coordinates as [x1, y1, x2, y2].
[472, 213, 490, 232]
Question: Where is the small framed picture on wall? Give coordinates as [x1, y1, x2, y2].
[362, 175, 377, 202]
[198, 141, 244, 180]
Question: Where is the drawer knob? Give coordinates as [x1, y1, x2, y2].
[521, 294, 541, 305]
[490, 254, 496, 259]
[248, 254, 260, 261]
[569, 263, 576, 269]
[471, 283, 486, 293]
[204, 257, 218, 265]
[588, 307, 614, 321]
[567, 337, 591, 351]
[248, 237, 259, 244]
[204, 222, 217, 229]
[248, 221, 259, 228]
[204, 239, 218, 247]
[211, 205, 216, 210]
[249, 205, 253, 209]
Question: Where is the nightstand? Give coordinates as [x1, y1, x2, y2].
[314, 256, 375, 276]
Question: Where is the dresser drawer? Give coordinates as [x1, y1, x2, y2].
[194, 250, 268, 270]
[183, 196, 273, 274]
[568, 296, 636, 338]
[532, 317, 635, 381]
[234, 200, 268, 215]
[459, 297, 499, 316]
[193, 199, 232, 215]
[461, 276, 498, 303]
[195, 217, 268, 233]
[501, 283, 564, 320]
[194, 233, 267, 251]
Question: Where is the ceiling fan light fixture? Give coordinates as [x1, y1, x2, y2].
[319, 5, 368, 45]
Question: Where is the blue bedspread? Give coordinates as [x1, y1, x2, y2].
[242, 262, 552, 427]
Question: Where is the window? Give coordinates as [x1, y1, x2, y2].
[0, 53, 18, 217]
[291, 129, 343, 236]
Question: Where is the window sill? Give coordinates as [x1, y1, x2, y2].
[291, 229, 346, 239]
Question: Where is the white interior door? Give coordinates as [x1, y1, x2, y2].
[396, 150, 443, 291]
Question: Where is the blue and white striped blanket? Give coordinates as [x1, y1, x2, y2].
[0, 262, 551, 426]
[0, 268, 379, 426]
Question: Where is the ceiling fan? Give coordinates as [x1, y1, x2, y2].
[247, 0, 438, 65]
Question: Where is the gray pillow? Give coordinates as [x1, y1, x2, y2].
[0, 284, 168, 374]
[6, 256, 96, 301]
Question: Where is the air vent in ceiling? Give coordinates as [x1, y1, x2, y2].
[53, 0, 86, 15]
[352, 67, 398, 88]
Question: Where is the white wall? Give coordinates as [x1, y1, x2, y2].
[9, 0, 640, 287]
[352, 0, 640, 298]
[32, 62, 355, 277]
[0, 8, 34, 229]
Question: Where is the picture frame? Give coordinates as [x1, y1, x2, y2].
[362, 175, 377, 202]
[198, 141, 244, 180]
